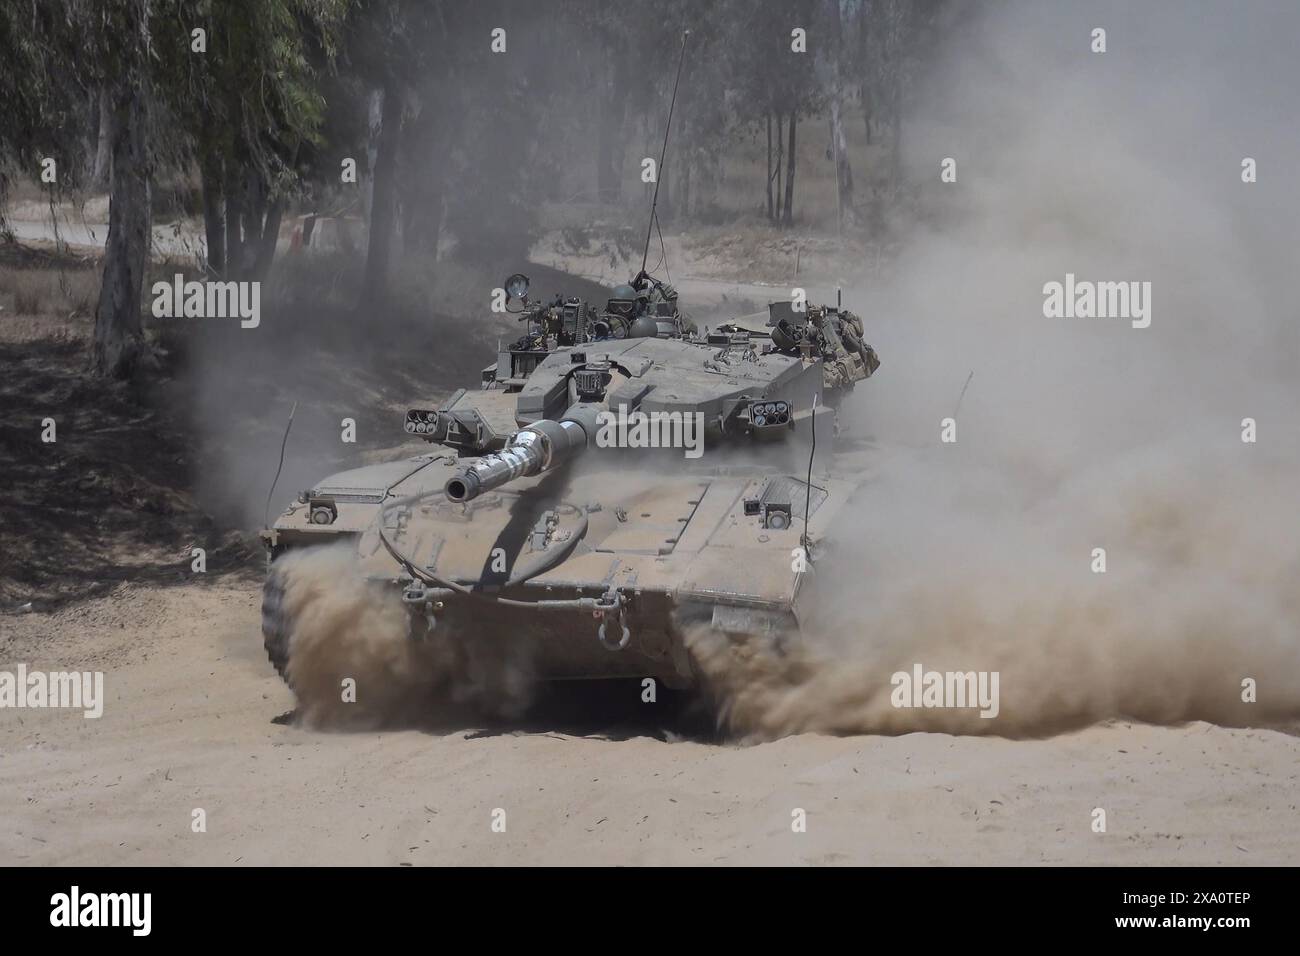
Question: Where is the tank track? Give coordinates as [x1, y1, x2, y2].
[261, 560, 291, 683]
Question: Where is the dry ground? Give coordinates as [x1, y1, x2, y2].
[3, 579, 1298, 865]
[2, 236, 1298, 866]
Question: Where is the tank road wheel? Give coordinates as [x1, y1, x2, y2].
[261, 560, 292, 684]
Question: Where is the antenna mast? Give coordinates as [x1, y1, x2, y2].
[640, 29, 690, 278]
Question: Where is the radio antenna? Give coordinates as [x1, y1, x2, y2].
[802, 393, 819, 558]
[263, 401, 298, 530]
[639, 29, 690, 279]
[954, 370, 974, 416]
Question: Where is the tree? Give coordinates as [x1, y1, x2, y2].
[589, 2, 642, 204]
[824, 0, 855, 231]
[856, 0, 953, 187]
[91, 0, 154, 378]
[155, 0, 348, 281]
[359, 75, 402, 304]
[721, 0, 819, 226]
[0, 0, 154, 378]
[782, 105, 798, 225]
[344, 0, 435, 305]
[0, 1, 95, 228]
[91, 90, 114, 189]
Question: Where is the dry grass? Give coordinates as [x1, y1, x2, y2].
[0, 242, 102, 341]
[0, 266, 100, 316]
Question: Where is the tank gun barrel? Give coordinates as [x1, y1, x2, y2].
[444, 404, 600, 503]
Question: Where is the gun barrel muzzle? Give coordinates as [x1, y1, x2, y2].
[443, 406, 599, 503]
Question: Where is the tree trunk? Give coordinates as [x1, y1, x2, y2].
[830, 94, 854, 231]
[91, 0, 152, 380]
[596, 61, 618, 202]
[360, 80, 402, 307]
[827, 0, 855, 232]
[363, 87, 383, 224]
[681, 158, 692, 221]
[242, 170, 265, 262]
[603, 49, 632, 203]
[609, 123, 629, 205]
[884, 0, 907, 183]
[92, 88, 113, 189]
[252, 199, 283, 281]
[398, 98, 427, 252]
[766, 112, 774, 221]
[783, 111, 798, 226]
[858, 2, 873, 145]
[889, 79, 902, 183]
[199, 152, 225, 277]
[223, 161, 244, 280]
[407, 148, 448, 262]
[428, 84, 461, 258]
[861, 81, 873, 145]
[400, 93, 454, 258]
[423, 184, 445, 260]
[774, 113, 785, 221]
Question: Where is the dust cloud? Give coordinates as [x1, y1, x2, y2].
[262, 1, 1299, 741]
[276, 544, 535, 729]
[687, 0, 1300, 740]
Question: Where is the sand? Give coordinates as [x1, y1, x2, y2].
[2, 579, 1296, 866]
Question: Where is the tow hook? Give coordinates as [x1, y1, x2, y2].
[595, 589, 631, 651]
[401, 581, 448, 636]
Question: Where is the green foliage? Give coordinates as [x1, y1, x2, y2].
[1, 0, 955, 255]
[0, 0, 350, 220]
[152, 0, 350, 200]
[0, 1, 95, 202]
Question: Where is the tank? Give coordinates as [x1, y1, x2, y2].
[259, 273, 880, 691]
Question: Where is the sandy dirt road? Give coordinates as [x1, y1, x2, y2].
[2, 579, 1297, 866]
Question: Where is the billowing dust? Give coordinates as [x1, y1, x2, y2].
[277, 1, 1298, 740]
[276, 544, 535, 729]
[685, 448, 1300, 740]
[685, 0, 1300, 740]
